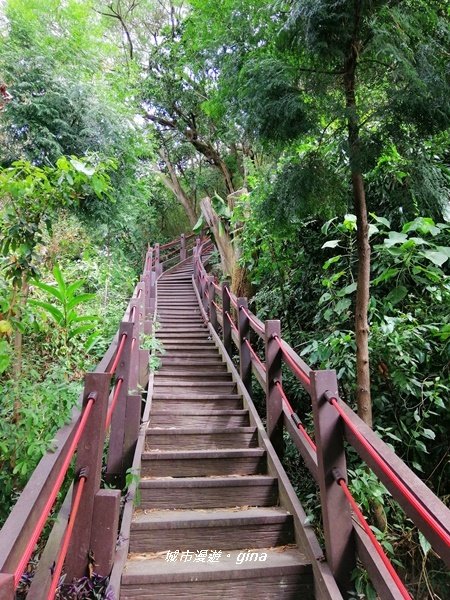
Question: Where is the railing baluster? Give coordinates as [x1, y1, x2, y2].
[222, 281, 232, 356]
[238, 297, 252, 396]
[310, 369, 355, 594]
[265, 320, 284, 458]
[65, 372, 111, 580]
[180, 233, 186, 261]
[207, 276, 218, 331]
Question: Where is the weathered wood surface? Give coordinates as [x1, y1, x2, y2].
[119, 259, 316, 599]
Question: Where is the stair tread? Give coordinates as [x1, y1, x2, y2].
[146, 427, 255, 434]
[140, 475, 276, 487]
[122, 547, 310, 584]
[142, 448, 265, 459]
[131, 506, 291, 528]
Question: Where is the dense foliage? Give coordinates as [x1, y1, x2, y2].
[0, 1, 449, 598]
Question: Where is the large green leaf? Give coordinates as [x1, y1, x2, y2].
[386, 286, 408, 305]
[66, 280, 85, 298]
[33, 280, 63, 302]
[69, 324, 96, 338]
[193, 214, 205, 233]
[67, 293, 96, 311]
[52, 264, 66, 293]
[30, 300, 64, 324]
[421, 250, 448, 267]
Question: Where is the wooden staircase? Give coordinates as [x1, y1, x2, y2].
[120, 260, 315, 599]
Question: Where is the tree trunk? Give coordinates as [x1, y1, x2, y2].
[158, 148, 198, 226]
[344, 2, 372, 426]
[200, 190, 252, 298]
[12, 276, 29, 423]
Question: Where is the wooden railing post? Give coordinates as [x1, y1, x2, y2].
[89, 489, 121, 577]
[310, 369, 355, 594]
[207, 276, 218, 331]
[0, 573, 14, 600]
[106, 321, 134, 482]
[154, 243, 162, 277]
[238, 297, 252, 396]
[222, 281, 232, 357]
[180, 233, 186, 261]
[65, 372, 111, 579]
[122, 298, 142, 472]
[265, 320, 284, 458]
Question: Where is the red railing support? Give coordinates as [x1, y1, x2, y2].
[238, 297, 252, 396]
[89, 489, 121, 576]
[65, 372, 112, 580]
[106, 321, 134, 483]
[180, 233, 187, 261]
[0, 574, 14, 600]
[222, 281, 232, 356]
[207, 276, 218, 331]
[265, 320, 284, 458]
[310, 370, 355, 593]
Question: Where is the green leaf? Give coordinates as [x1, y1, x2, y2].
[66, 293, 96, 311]
[322, 240, 340, 249]
[69, 324, 95, 338]
[421, 251, 448, 267]
[386, 286, 408, 305]
[84, 332, 100, 352]
[337, 282, 357, 296]
[370, 214, 391, 228]
[418, 531, 432, 557]
[52, 264, 66, 293]
[32, 280, 64, 302]
[70, 158, 96, 176]
[193, 214, 205, 233]
[30, 300, 64, 324]
[323, 255, 341, 269]
[383, 232, 408, 247]
[71, 315, 100, 324]
[422, 428, 436, 440]
[66, 280, 85, 297]
[372, 268, 399, 285]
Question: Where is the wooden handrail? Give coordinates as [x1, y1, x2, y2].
[193, 238, 450, 597]
[0, 233, 186, 598]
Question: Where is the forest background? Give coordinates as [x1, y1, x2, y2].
[0, 1, 449, 598]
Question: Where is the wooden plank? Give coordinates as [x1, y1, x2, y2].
[283, 412, 318, 481]
[90, 489, 121, 576]
[339, 401, 450, 567]
[138, 476, 279, 510]
[207, 323, 344, 600]
[141, 448, 266, 477]
[26, 486, 72, 600]
[66, 372, 111, 579]
[310, 370, 355, 593]
[353, 520, 406, 600]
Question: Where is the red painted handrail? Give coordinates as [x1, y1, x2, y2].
[13, 396, 95, 586]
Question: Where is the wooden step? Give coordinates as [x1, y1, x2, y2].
[159, 364, 227, 373]
[151, 396, 243, 410]
[141, 448, 266, 477]
[155, 371, 233, 382]
[145, 427, 258, 450]
[121, 547, 313, 599]
[129, 507, 294, 553]
[160, 356, 224, 365]
[138, 475, 278, 509]
[149, 409, 249, 427]
[161, 334, 219, 354]
[156, 332, 210, 339]
[153, 383, 237, 395]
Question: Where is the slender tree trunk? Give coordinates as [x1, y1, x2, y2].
[12, 276, 29, 422]
[344, 2, 372, 426]
[158, 148, 198, 226]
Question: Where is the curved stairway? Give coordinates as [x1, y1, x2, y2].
[120, 259, 314, 599]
